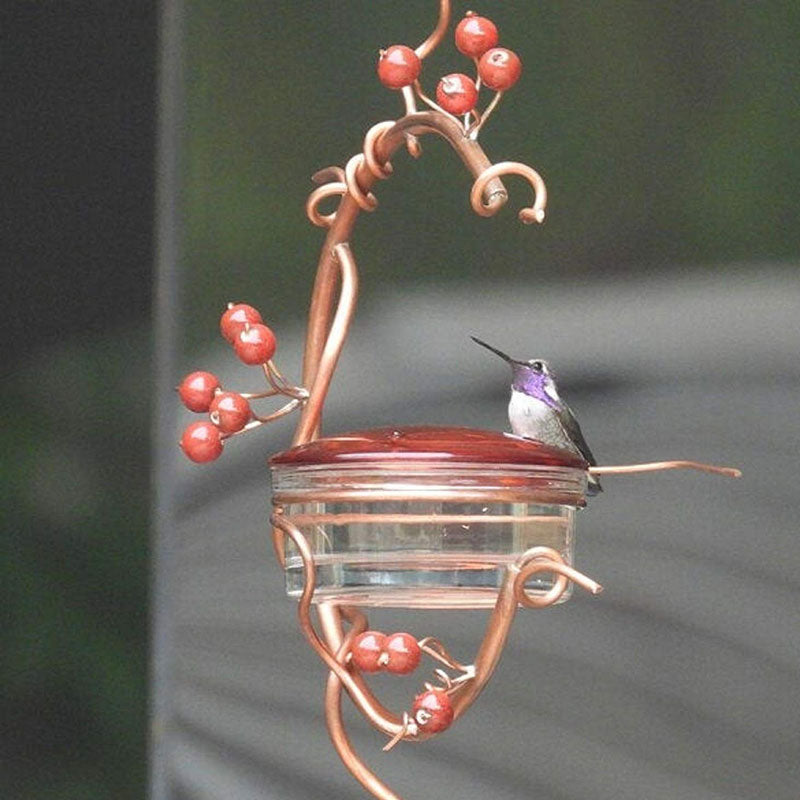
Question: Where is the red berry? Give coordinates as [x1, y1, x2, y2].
[233, 323, 276, 365]
[436, 73, 479, 115]
[351, 631, 387, 673]
[377, 45, 421, 90]
[455, 14, 499, 58]
[383, 632, 421, 675]
[478, 47, 522, 91]
[412, 688, 453, 733]
[178, 371, 221, 412]
[220, 303, 263, 344]
[209, 392, 251, 433]
[180, 421, 223, 463]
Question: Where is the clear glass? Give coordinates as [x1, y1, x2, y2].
[273, 463, 584, 609]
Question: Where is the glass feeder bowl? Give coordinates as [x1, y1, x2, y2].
[270, 426, 588, 609]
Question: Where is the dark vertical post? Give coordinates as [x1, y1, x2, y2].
[150, 0, 185, 797]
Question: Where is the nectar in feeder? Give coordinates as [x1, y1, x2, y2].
[270, 426, 588, 608]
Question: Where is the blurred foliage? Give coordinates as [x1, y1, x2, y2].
[1, 328, 150, 798]
[182, 0, 799, 353]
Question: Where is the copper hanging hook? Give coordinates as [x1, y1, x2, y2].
[414, 0, 451, 59]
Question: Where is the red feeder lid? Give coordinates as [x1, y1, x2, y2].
[270, 425, 587, 469]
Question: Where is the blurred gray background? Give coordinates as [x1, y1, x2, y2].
[3, 0, 798, 798]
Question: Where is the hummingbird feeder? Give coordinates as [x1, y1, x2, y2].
[177, 4, 741, 798]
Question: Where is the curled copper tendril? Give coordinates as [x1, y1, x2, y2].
[471, 161, 548, 224]
[363, 120, 396, 179]
[306, 121, 398, 228]
[513, 547, 603, 608]
[345, 154, 379, 211]
[306, 117, 548, 236]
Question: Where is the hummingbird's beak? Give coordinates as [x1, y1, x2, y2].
[470, 336, 521, 365]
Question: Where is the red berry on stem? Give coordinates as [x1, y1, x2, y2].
[220, 303, 263, 344]
[383, 632, 421, 675]
[209, 392, 251, 433]
[436, 73, 479, 115]
[180, 421, 224, 463]
[478, 47, 522, 91]
[351, 631, 387, 673]
[377, 45, 421, 89]
[412, 688, 453, 733]
[234, 323, 276, 365]
[455, 14, 499, 58]
[178, 371, 221, 412]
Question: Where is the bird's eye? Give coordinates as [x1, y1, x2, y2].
[530, 360, 543, 371]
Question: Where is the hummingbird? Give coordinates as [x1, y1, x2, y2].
[471, 336, 602, 495]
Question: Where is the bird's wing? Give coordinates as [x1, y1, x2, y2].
[556, 403, 598, 466]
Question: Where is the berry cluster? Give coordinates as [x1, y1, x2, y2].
[220, 303, 276, 365]
[178, 303, 306, 463]
[377, 11, 521, 131]
[411, 687, 454, 734]
[350, 631, 422, 675]
[349, 631, 456, 735]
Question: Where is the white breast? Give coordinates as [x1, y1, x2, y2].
[508, 390, 575, 452]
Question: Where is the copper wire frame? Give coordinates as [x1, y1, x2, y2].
[260, 2, 741, 797]
[272, 511, 601, 800]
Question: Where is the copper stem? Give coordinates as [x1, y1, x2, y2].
[296, 111, 509, 447]
[281, 85, 556, 800]
[591, 460, 742, 478]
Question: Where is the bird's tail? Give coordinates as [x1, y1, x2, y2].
[587, 473, 603, 496]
